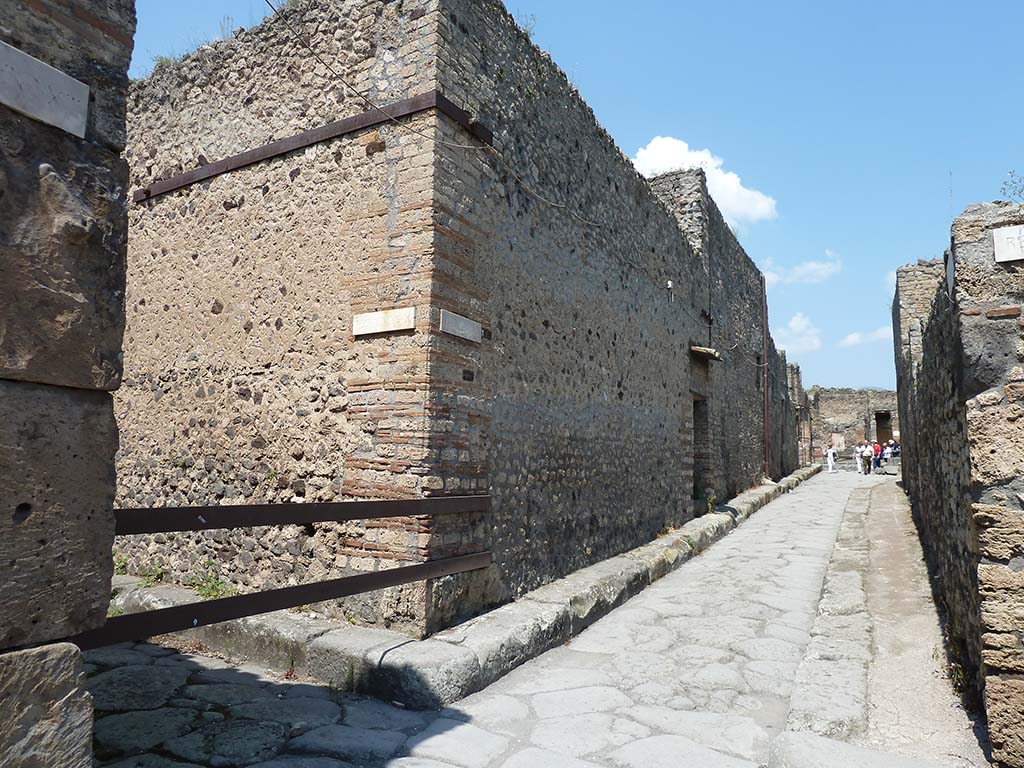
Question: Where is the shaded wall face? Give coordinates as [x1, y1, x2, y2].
[0, 2, 135, 765]
[429, 0, 791, 612]
[0, 0, 133, 648]
[893, 265, 978, 672]
[951, 204, 1024, 768]
[432, 6, 696, 604]
[892, 259, 944, 498]
[650, 170, 790, 491]
[895, 205, 1024, 768]
[116, 0, 448, 636]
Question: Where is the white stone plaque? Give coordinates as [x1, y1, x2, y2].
[439, 309, 482, 343]
[0, 41, 89, 138]
[993, 224, 1024, 264]
[352, 307, 416, 337]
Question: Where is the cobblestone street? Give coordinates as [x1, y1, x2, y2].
[89, 472, 988, 768]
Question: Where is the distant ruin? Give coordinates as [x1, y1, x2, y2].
[808, 386, 899, 455]
[114, 0, 808, 638]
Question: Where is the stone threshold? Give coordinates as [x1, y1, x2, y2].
[111, 464, 822, 710]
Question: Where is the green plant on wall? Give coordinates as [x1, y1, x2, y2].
[705, 488, 717, 517]
[139, 565, 165, 588]
[185, 560, 237, 600]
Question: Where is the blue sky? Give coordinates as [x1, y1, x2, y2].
[130, 1, 1024, 389]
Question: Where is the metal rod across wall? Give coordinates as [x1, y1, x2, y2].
[131, 90, 493, 203]
[114, 495, 491, 535]
[70, 552, 493, 650]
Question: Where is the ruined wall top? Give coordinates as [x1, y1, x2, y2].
[127, 0, 437, 192]
[951, 202, 1024, 307]
[648, 169, 712, 256]
[809, 386, 897, 398]
[893, 258, 944, 366]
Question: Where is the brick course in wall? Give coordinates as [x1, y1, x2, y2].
[894, 203, 1024, 768]
[115, 0, 806, 637]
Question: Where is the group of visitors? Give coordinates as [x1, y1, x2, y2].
[824, 439, 900, 473]
[852, 439, 900, 474]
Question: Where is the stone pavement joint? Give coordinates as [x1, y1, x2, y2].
[786, 485, 874, 737]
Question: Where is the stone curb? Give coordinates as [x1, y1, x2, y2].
[113, 463, 822, 709]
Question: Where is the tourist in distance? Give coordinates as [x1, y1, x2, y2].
[861, 442, 874, 474]
[854, 442, 864, 474]
[873, 441, 882, 470]
[826, 445, 838, 473]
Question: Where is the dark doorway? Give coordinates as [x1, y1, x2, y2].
[875, 411, 893, 444]
[692, 397, 712, 505]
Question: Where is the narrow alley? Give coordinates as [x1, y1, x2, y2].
[89, 472, 989, 768]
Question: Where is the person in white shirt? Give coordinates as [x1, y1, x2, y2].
[854, 443, 863, 474]
[826, 446, 837, 473]
[861, 442, 874, 474]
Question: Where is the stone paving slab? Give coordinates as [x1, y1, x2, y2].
[111, 466, 821, 709]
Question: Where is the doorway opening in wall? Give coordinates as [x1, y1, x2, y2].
[692, 397, 713, 509]
[875, 411, 893, 444]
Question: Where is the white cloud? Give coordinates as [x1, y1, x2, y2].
[773, 313, 822, 355]
[632, 136, 777, 226]
[839, 325, 893, 348]
[762, 250, 842, 289]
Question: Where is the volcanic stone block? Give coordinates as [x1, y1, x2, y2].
[978, 564, 1024, 635]
[966, 401, 1024, 486]
[0, 379, 116, 647]
[986, 676, 1024, 768]
[0, 0, 136, 151]
[972, 503, 1024, 561]
[0, 643, 92, 768]
[0, 108, 128, 391]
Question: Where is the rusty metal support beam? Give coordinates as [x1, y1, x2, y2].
[114, 495, 491, 535]
[69, 551, 492, 650]
[132, 90, 493, 203]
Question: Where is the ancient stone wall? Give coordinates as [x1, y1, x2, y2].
[894, 203, 1024, 768]
[429, 1, 799, 618]
[115, 0, 449, 635]
[115, 0, 803, 636]
[651, 170, 800, 488]
[892, 259, 945, 499]
[808, 386, 899, 457]
[788, 364, 813, 465]
[0, 0, 135, 765]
